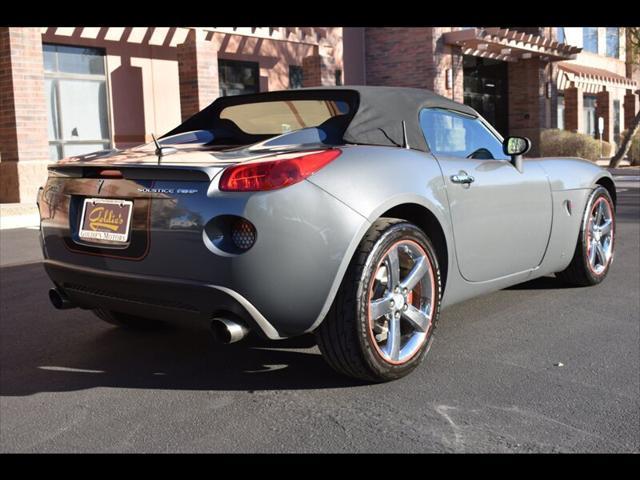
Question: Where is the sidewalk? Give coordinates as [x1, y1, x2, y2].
[0, 203, 40, 230]
[595, 158, 632, 167]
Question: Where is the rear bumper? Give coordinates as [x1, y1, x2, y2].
[40, 175, 370, 337]
[44, 259, 284, 339]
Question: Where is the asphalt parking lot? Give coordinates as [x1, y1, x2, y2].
[0, 170, 638, 453]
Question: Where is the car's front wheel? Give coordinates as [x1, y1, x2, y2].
[315, 218, 442, 382]
[556, 185, 615, 286]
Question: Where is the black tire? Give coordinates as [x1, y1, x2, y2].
[315, 218, 442, 382]
[556, 186, 616, 287]
[92, 309, 164, 330]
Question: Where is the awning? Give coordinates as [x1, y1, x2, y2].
[557, 62, 637, 88]
[443, 28, 581, 62]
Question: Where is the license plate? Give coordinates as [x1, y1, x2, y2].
[79, 198, 133, 244]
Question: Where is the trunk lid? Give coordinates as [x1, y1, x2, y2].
[50, 131, 333, 181]
[39, 133, 335, 266]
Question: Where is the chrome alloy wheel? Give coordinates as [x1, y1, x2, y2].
[367, 240, 436, 365]
[586, 196, 614, 275]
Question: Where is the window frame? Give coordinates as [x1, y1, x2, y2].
[583, 94, 598, 138]
[613, 99, 621, 143]
[43, 43, 113, 161]
[583, 27, 599, 54]
[335, 69, 343, 86]
[218, 58, 260, 97]
[557, 93, 565, 130]
[606, 27, 620, 58]
[288, 64, 304, 90]
[418, 107, 507, 161]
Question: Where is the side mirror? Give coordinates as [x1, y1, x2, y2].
[503, 136, 531, 173]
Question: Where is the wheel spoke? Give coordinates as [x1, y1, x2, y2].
[600, 219, 612, 236]
[370, 295, 393, 320]
[386, 247, 400, 288]
[589, 242, 597, 266]
[402, 304, 430, 333]
[400, 256, 429, 292]
[595, 242, 607, 266]
[385, 315, 401, 361]
[595, 201, 604, 225]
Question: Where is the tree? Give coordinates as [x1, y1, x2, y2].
[610, 27, 640, 168]
[609, 112, 640, 167]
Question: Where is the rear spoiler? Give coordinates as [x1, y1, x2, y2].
[47, 165, 217, 182]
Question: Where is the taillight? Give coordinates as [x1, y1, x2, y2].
[219, 149, 341, 192]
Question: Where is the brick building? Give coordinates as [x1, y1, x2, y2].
[1, 26, 638, 204]
[0, 27, 345, 203]
[357, 27, 639, 156]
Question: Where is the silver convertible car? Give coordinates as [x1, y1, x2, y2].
[39, 86, 616, 382]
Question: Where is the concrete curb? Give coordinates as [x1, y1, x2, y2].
[0, 214, 40, 230]
[596, 159, 631, 167]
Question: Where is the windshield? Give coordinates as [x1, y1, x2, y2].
[220, 99, 350, 135]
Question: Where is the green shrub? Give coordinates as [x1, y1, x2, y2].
[540, 129, 612, 161]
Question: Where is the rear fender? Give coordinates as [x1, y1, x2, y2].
[304, 146, 457, 330]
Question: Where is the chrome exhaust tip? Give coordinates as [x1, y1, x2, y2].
[48, 288, 75, 310]
[210, 317, 250, 344]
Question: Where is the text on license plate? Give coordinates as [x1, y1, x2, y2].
[79, 198, 133, 243]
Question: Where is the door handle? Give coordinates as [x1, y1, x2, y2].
[450, 172, 475, 184]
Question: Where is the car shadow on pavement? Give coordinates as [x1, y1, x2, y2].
[0, 264, 367, 397]
[505, 275, 575, 291]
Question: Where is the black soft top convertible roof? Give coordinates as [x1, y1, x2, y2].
[163, 85, 479, 152]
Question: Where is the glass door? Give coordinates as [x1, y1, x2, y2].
[463, 56, 509, 137]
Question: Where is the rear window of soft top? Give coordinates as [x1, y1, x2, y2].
[220, 99, 350, 135]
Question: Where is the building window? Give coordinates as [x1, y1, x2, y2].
[557, 27, 566, 44]
[583, 95, 597, 137]
[219, 59, 259, 97]
[583, 27, 599, 54]
[43, 44, 111, 161]
[606, 27, 620, 58]
[557, 94, 565, 130]
[335, 69, 343, 86]
[289, 65, 303, 89]
[613, 99, 621, 143]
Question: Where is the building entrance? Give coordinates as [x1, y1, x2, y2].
[463, 56, 509, 136]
